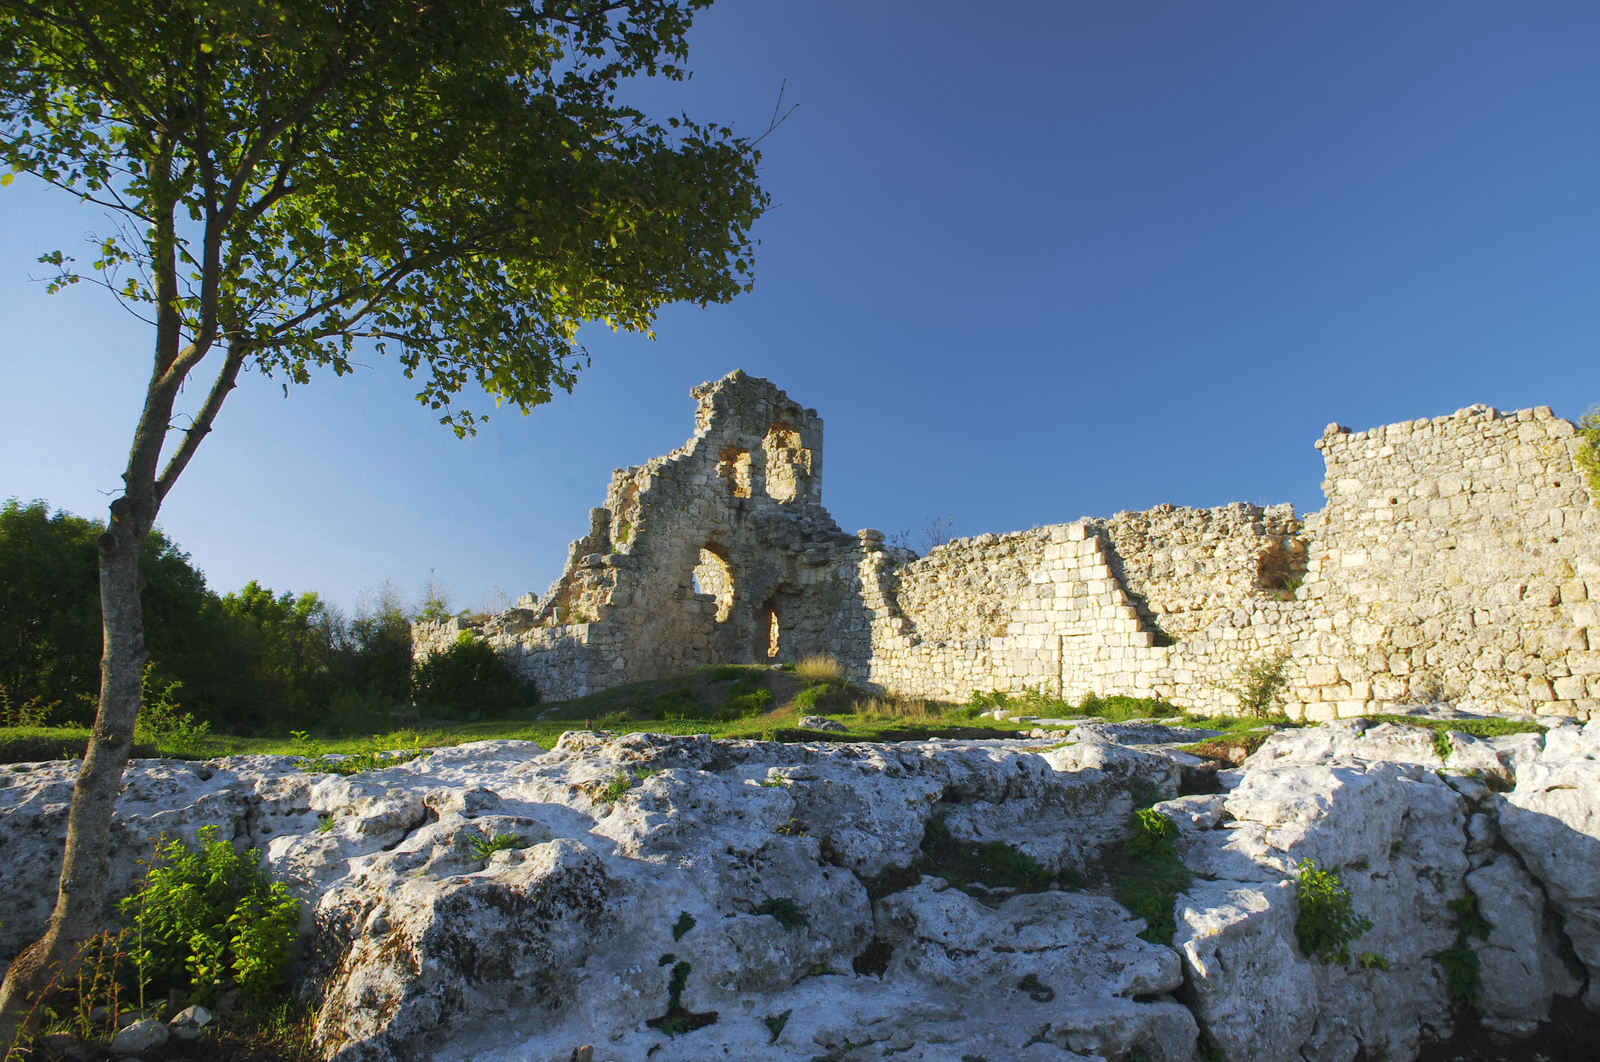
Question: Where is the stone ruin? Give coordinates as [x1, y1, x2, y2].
[418, 370, 1600, 721]
[6, 374, 1600, 1062]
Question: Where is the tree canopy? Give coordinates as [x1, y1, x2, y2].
[1, 0, 767, 438]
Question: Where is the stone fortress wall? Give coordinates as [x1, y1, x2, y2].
[416, 372, 1599, 720]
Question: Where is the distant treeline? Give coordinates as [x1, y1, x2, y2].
[0, 500, 531, 735]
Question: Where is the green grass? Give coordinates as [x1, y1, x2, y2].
[1355, 714, 1545, 761]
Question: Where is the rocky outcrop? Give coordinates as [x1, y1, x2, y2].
[2, 718, 1596, 1061]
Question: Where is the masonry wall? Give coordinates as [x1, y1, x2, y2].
[420, 378, 1598, 721]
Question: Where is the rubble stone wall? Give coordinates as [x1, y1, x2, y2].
[417, 373, 1598, 720]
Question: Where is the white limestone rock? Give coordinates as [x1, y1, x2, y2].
[1494, 718, 1600, 1013]
[1464, 856, 1582, 1034]
[110, 1017, 169, 1055]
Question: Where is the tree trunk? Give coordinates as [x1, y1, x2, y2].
[0, 511, 152, 1050]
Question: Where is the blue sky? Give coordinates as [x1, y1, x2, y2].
[3, 1, 1599, 614]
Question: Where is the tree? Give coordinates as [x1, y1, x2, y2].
[0, 0, 767, 1045]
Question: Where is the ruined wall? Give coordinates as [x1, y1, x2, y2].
[421, 377, 1598, 720]
[866, 404, 1598, 721]
[416, 372, 886, 699]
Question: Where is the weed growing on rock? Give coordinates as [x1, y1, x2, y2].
[645, 958, 717, 1036]
[917, 814, 1059, 896]
[469, 833, 523, 860]
[1125, 809, 1180, 861]
[1447, 894, 1491, 941]
[764, 1008, 793, 1042]
[601, 773, 635, 802]
[757, 896, 808, 930]
[291, 730, 429, 775]
[1436, 943, 1482, 1004]
[316, 814, 334, 834]
[672, 911, 697, 941]
[776, 817, 810, 837]
[119, 826, 299, 1005]
[1111, 808, 1190, 946]
[1294, 860, 1373, 964]
[1357, 951, 1391, 970]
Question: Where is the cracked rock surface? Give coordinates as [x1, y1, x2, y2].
[2, 718, 1596, 1062]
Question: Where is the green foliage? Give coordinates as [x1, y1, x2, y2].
[602, 773, 636, 802]
[672, 911, 696, 941]
[1575, 407, 1600, 509]
[1357, 951, 1391, 970]
[918, 814, 1059, 896]
[1125, 809, 1181, 862]
[292, 730, 428, 775]
[792, 686, 826, 712]
[1226, 651, 1293, 718]
[1113, 809, 1190, 946]
[1077, 691, 1177, 721]
[469, 833, 523, 860]
[134, 665, 212, 756]
[757, 896, 808, 931]
[1448, 894, 1491, 941]
[412, 636, 531, 718]
[1294, 860, 1374, 964]
[707, 665, 749, 682]
[763, 1008, 792, 1042]
[717, 683, 772, 720]
[651, 687, 702, 720]
[118, 826, 299, 1004]
[666, 960, 692, 1009]
[1436, 943, 1482, 1004]
[316, 814, 334, 834]
[0, 0, 768, 432]
[0, 500, 419, 735]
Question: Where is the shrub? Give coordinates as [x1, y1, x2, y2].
[135, 665, 211, 756]
[119, 826, 299, 1004]
[602, 773, 635, 801]
[791, 686, 824, 712]
[717, 685, 772, 719]
[1226, 650, 1292, 718]
[1576, 406, 1600, 509]
[411, 634, 530, 717]
[794, 655, 845, 685]
[1436, 943, 1482, 1004]
[651, 687, 701, 720]
[1125, 809, 1180, 862]
[1294, 860, 1373, 964]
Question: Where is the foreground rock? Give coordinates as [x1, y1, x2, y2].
[1, 718, 1595, 1062]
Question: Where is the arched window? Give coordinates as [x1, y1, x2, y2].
[761, 602, 781, 659]
[694, 545, 735, 622]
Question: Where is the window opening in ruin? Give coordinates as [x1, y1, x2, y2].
[762, 603, 781, 659]
[694, 545, 735, 622]
[1256, 536, 1309, 599]
[761, 422, 812, 504]
[717, 447, 753, 498]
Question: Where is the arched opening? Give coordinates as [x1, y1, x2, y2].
[694, 544, 735, 622]
[759, 602, 781, 659]
[761, 422, 811, 504]
[717, 447, 753, 498]
[1256, 536, 1309, 599]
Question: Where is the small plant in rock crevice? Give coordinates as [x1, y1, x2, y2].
[469, 833, 523, 860]
[672, 911, 697, 941]
[1115, 809, 1190, 947]
[1294, 860, 1374, 965]
[1434, 889, 1490, 1004]
[757, 896, 808, 931]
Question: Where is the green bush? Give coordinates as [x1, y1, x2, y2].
[134, 665, 211, 756]
[719, 685, 772, 719]
[118, 826, 299, 1004]
[1115, 809, 1190, 946]
[470, 832, 523, 860]
[757, 896, 808, 930]
[792, 686, 825, 712]
[1294, 860, 1373, 964]
[411, 634, 530, 717]
[1436, 943, 1482, 1004]
[1226, 651, 1292, 718]
[1575, 406, 1600, 509]
[652, 687, 702, 720]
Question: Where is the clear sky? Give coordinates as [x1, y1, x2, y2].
[4, 1, 1599, 615]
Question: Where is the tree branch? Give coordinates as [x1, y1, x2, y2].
[154, 340, 246, 501]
